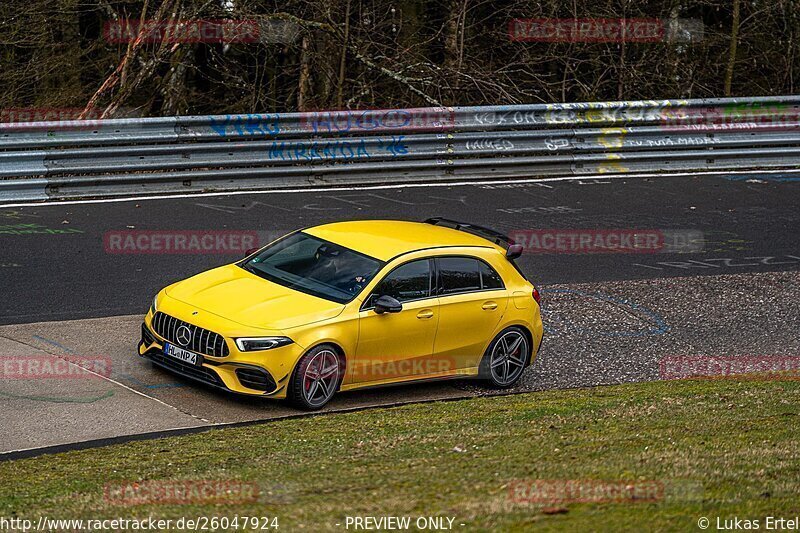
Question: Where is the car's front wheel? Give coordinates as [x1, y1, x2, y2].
[479, 327, 530, 388]
[287, 344, 343, 410]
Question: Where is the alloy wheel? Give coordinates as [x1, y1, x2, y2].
[489, 330, 527, 386]
[302, 349, 339, 407]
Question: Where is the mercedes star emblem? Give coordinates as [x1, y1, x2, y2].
[175, 325, 192, 347]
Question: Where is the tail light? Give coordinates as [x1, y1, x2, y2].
[532, 286, 541, 304]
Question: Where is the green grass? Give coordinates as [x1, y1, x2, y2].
[2, 379, 800, 532]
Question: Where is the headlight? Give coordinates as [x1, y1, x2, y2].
[235, 337, 293, 352]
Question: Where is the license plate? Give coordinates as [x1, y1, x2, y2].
[164, 343, 202, 366]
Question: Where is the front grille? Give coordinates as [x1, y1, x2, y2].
[150, 351, 223, 387]
[151, 312, 229, 357]
[235, 367, 277, 392]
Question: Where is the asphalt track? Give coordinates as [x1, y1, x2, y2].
[1, 174, 799, 458]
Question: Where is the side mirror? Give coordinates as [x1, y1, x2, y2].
[373, 295, 403, 314]
[244, 247, 259, 258]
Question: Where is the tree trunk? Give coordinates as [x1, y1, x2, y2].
[336, 0, 352, 109]
[298, 34, 311, 111]
[442, 0, 461, 100]
[724, 0, 741, 96]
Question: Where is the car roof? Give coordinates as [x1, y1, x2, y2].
[303, 220, 503, 261]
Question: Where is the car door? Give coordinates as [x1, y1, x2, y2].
[352, 258, 440, 385]
[433, 256, 509, 370]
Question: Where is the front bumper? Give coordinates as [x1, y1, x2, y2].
[138, 315, 299, 399]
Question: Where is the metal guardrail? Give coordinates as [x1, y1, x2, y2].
[2, 96, 800, 202]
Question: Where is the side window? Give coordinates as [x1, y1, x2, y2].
[371, 259, 432, 303]
[438, 256, 505, 295]
[438, 257, 481, 295]
[478, 260, 504, 290]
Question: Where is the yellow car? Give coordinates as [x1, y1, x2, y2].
[139, 218, 543, 410]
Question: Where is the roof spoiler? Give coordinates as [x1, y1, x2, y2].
[423, 217, 523, 259]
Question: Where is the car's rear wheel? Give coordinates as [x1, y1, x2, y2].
[288, 344, 342, 410]
[479, 327, 529, 388]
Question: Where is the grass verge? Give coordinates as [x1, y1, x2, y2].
[1, 379, 799, 532]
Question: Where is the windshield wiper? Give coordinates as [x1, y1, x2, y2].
[240, 262, 261, 276]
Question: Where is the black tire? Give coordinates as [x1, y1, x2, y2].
[287, 344, 344, 410]
[478, 326, 530, 388]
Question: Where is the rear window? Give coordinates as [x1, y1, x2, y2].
[478, 260, 504, 289]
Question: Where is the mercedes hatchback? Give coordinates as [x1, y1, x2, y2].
[138, 218, 543, 410]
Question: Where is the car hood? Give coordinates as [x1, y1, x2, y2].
[165, 264, 345, 330]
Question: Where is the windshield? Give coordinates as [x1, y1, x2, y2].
[240, 232, 383, 304]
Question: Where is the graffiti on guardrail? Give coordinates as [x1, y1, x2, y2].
[268, 140, 369, 161]
[544, 137, 571, 151]
[596, 128, 720, 149]
[596, 128, 626, 149]
[264, 136, 408, 162]
[2, 97, 800, 201]
[300, 107, 455, 133]
[661, 102, 800, 132]
[207, 112, 441, 140]
[651, 136, 719, 147]
[208, 114, 281, 137]
[464, 138, 514, 151]
[475, 101, 687, 127]
[473, 110, 545, 126]
[595, 158, 630, 174]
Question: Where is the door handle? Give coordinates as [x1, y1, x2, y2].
[482, 301, 498, 310]
[416, 310, 434, 319]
